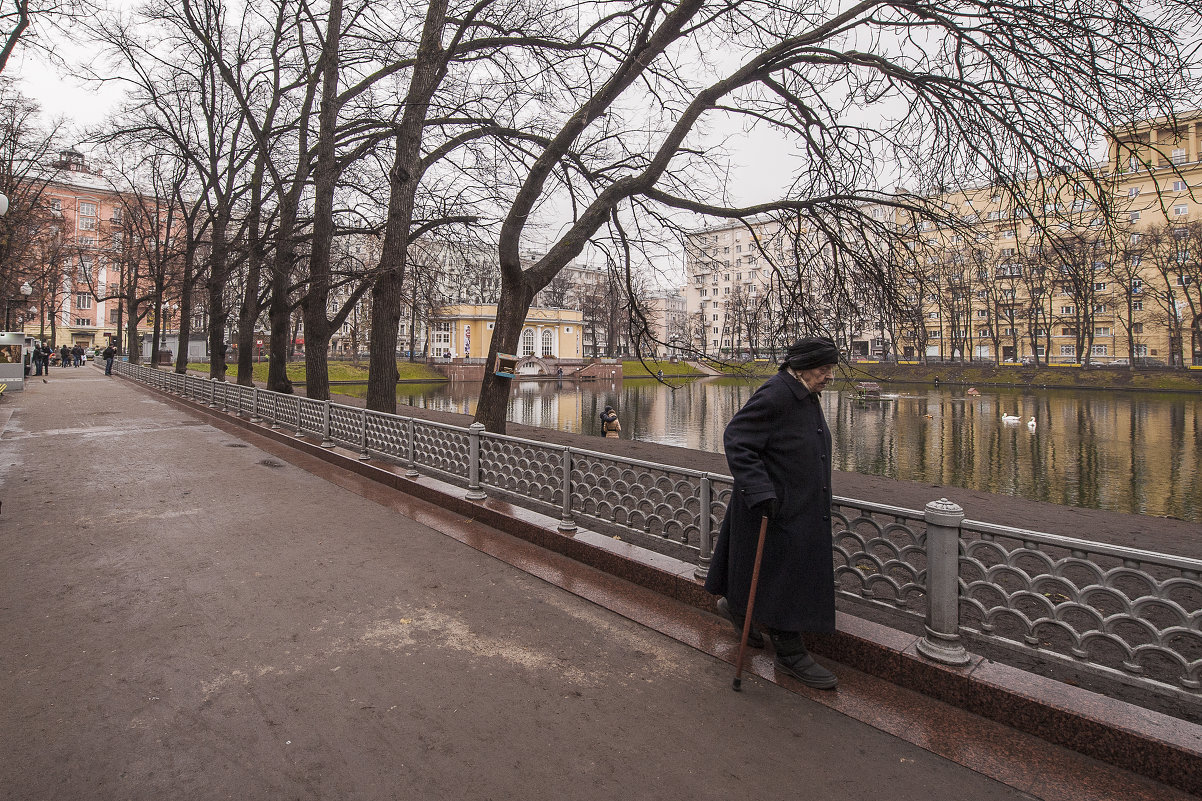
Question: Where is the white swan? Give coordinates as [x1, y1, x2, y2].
[1001, 413, 1021, 424]
[1027, 416, 1037, 430]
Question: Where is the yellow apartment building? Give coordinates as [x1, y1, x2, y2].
[428, 304, 584, 362]
[683, 113, 1202, 367]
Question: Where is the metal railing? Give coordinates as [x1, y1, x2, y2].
[117, 361, 1202, 713]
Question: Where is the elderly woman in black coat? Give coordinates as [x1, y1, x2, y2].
[704, 336, 840, 689]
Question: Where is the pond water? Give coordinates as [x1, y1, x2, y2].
[335, 377, 1202, 522]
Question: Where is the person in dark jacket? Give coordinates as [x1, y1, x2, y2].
[704, 336, 841, 689]
[102, 344, 116, 375]
[31, 344, 43, 376]
[599, 405, 621, 437]
[59, 344, 70, 368]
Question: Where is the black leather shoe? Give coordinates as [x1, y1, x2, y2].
[716, 597, 764, 648]
[771, 635, 838, 690]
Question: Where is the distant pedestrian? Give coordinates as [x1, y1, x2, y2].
[102, 344, 116, 376]
[72, 344, 84, 367]
[600, 405, 621, 438]
[32, 344, 43, 376]
[60, 344, 70, 368]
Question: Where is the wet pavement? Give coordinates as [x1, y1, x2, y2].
[0, 366, 1191, 800]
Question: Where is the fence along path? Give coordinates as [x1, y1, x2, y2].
[119, 361, 1202, 720]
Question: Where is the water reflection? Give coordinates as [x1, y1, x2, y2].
[334, 377, 1200, 521]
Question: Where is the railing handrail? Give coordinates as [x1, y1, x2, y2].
[963, 518, 1202, 572]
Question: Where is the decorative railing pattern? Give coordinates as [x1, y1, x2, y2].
[115, 362, 1201, 709]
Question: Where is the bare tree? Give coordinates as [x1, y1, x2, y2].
[468, 0, 1195, 431]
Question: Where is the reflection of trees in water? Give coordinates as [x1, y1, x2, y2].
[360, 378, 1200, 520]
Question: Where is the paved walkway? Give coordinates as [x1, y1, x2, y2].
[0, 368, 1188, 800]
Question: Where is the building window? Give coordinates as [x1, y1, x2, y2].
[74, 317, 90, 326]
[75, 293, 92, 309]
[111, 207, 123, 223]
[78, 201, 97, 231]
[1128, 187, 1141, 198]
[1091, 344, 1108, 356]
[1134, 344, 1148, 357]
[1173, 180, 1187, 192]
[1060, 345, 1076, 356]
[1093, 282, 1107, 291]
[1093, 304, 1106, 314]
[712, 327, 718, 334]
[975, 309, 988, 318]
[521, 328, 535, 356]
[1131, 279, 1142, 293]
[1172, 148, 1186, 164]
[1060, 306, 1074, 315]
[1061, 327, 1076, 336]
[1132, 300, 1143, 311]
[1095, 326, 1111, 336]
[109, 309, 120, 323]
[1173, 204, 1188, 216]
[1132, 323, 1143, 333]
[1129, 211, 1141, 222]
[541, 329, 553, 357]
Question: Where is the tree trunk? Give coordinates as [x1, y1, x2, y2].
[474, 279, 536, 433]
[207, 213, 230, 380]
[173, 241, 196, 374]
[266, 259, 293, 393]
[237, 165, 267, 386]
[363, 0, 449, 411]
[365, 268, 402, 412]
[299, 0, 344, 402]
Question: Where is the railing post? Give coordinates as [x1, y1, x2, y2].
[358, 409, 371, 460]
[249, 387, 262, 423]
[465, 422, 488, 500]
[269, 393, 281, 430]
[405, 418, 419, 477]
[320, 400, 334, 448]
[208, 378, 219, 408]
[694, 475, 713, 580]
[917, 497, 971, 665]
[558, 446, 577, 532]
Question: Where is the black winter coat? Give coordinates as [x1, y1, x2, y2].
[704, 370, 835, 633]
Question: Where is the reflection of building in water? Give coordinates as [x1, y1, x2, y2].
[508, 380, 586, 432]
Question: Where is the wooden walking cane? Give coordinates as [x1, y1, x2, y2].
[732, 514, 771, 691]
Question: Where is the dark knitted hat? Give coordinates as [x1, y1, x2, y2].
[780, 336, 840, 371]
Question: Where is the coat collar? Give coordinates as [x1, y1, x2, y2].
[778, 368, 816, 402]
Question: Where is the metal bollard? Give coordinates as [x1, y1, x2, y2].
[694, 475, 714, 580]
[208, 378, 219, 408]
[465, 422, 487, 501]
[558, 447, 577, 532]
[250, 387, 262, 423]
[916, 497, 971, 665]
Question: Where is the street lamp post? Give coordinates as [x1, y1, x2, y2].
[5, 281, 33, 330]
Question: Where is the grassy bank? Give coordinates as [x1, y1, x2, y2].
[620, 359, 709, 377]
[185, 360, 445, 383]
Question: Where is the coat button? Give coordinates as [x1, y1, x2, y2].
[822, 515, 830, 521]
